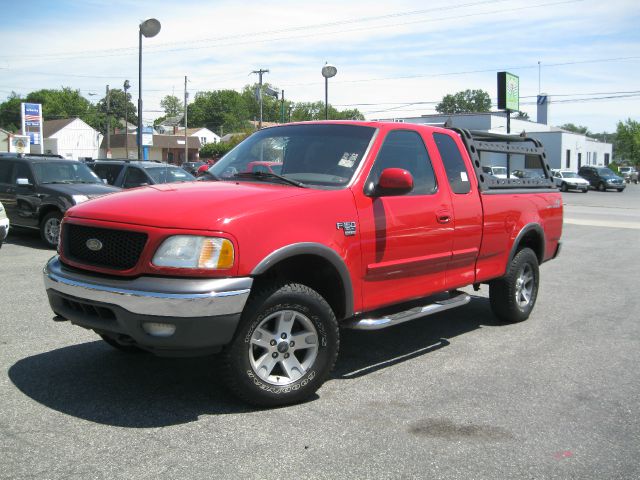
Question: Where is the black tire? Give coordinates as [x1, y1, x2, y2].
[99, 333, 147, 353]
[560, 182, 568, 192]
[582, 188, 588, 193]
[617, 188, 624, 192]
[223, 283, 339, 407]
[597, 182, 606, 192]
[40, 211, 63, 248]
[489, 248, 539, 323]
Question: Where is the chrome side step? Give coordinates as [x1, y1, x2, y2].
[344, 291, 471, 330]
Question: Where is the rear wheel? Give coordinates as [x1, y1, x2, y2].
[40, 211, 63, 248]
[490, 248, 539, 323]
[223, 283, 339, 407]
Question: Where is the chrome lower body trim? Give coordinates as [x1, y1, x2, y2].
[43, 256, 252, 318]
[344, 291, 471, 330]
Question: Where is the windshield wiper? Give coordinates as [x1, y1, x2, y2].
[233, 171, 307, 188]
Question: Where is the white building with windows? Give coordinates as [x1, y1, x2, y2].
[382, 112, 612, 172]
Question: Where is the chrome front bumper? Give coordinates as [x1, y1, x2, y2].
[43, 256, 252, 318]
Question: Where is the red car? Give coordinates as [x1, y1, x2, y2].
[44, 121, 562, 406]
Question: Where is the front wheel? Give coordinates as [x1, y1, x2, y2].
[489, 248, 540, 323]
[617, 188, 624, 192]
[560, 182, 568, 192]
[40, 211, 63, 248]
[597, 182, 606, 192]
[223, 283, 339, 407]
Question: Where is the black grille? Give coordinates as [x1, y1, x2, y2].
[63, 224, 148, 270]
[62, 297, 116, 321]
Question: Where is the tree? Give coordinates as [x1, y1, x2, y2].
[0, 92, 23, 131]
[96, 88, 137, 133]
[160, 95, 183, 117]
[241, 83, 284, 123]
[289, 101, 364, 121]
[513, 111, 530, 120]
[188, 89, 251, 134]
[435, 89, 492, 114]
[614, 119, 640, 164]
[26, 87, 95, 120]
[559, 123, 591, 136]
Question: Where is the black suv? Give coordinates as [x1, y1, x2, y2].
[0, 155, 121, 247]
[89, 160, 195, 189]
[578, 166, 625, 192]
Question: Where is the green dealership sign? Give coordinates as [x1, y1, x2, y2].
[497, 71, 519, 111]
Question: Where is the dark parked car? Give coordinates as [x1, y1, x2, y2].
[89, 160, 195, 189]
[578, 166, 625, 192]
[0, 155, 121, 247]
[181, 161, 206, 175]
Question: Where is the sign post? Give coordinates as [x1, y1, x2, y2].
[497, 72, 519, 177]
[21, 102, 44, 154]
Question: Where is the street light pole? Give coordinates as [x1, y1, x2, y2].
[137, 18, 161, 161]
[321, 63, 337, 121]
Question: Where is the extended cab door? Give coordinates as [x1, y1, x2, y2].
[430, 131, 482, 289]
[356, 129, 454, 311]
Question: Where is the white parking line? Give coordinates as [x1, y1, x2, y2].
[564, 218, 640, 230]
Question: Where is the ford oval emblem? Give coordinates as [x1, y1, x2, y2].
[86, 238, 103, 251]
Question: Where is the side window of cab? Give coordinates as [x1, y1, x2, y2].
[366, 130, 437, 195]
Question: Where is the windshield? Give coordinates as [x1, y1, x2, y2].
[562, 172, 579, 178]
[33, 162, 101, 184]
[210, 124, 376, 188]
[597, 168, 616, 177]
[146, 166, 195, 184]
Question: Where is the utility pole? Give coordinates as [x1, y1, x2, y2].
[105, 85, 111, 156]
[280, 89, 285, 123]
[184, 75, 188, 165]
[251, 68, 269, 129]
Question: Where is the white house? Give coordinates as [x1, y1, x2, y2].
[173, 127, 220, 146]
[383, 112, 612, 172]
[43, 118, 102, 160]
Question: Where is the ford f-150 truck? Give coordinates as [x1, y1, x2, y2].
[43, 121, 563, 407]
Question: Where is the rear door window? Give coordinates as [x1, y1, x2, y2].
[0, 161, 13, 184]
[433, 133, 471, 194]
[122, 167, 150, 188]
[93, 164, 124, 185]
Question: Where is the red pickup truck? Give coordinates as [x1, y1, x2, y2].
[44, 121, 563, 406]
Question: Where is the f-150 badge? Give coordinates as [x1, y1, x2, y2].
[336, 221, 357, 236]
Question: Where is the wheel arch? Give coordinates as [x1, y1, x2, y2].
[38, 204, 63, 225]
[251, 243, 354, 320]
[508, 223, 545, 265]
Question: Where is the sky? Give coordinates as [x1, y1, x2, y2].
[1, 0, 639, 133]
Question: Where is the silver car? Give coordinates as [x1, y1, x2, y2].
[551, 170, 589, 192]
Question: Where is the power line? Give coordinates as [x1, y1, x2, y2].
[0, 0, 512, 61]
[0, 0, 583, 63]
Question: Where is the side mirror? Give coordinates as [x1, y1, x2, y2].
[373, 168, 414, 196]
[16, 178, 32, 186]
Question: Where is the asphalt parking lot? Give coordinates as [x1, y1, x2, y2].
[1, 184, 639, 480]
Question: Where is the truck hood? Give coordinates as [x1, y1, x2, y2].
[66, 181, 316, 231]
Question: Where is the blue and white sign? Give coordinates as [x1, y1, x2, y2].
[21, 102, 43, 152]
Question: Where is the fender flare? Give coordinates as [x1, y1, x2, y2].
[251, 242, 354, 318]
[508, 223, 545, 264]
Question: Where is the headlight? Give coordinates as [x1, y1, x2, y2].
[72, 195, 89, 204]
[152, 236, 234, 269]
